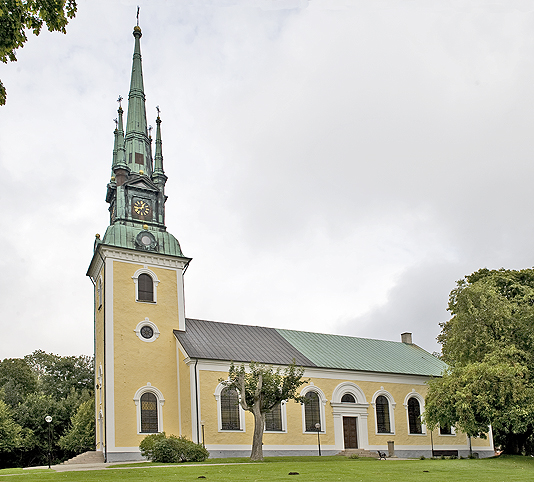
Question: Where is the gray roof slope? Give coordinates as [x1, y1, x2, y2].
[174, 319, 316, 367]
[174, 318, 446, 377]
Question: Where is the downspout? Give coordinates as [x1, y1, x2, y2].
[194, 359, 200, 443]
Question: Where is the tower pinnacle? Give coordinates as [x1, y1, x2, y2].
[152, 107, 167, 189]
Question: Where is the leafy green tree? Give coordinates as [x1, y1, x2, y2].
[0, 399, 23, 452]
[222, 361, 307, 461]
[0, 358, 38, 408]
[25, 350, 93, 399]
[0, 0, 77, 105]
[58, 398, 95, 454]
[425, 268, 534, 455]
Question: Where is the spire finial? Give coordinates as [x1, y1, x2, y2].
[156, 105, 160, 117]
[117, 95, 123, 108]
[114, 118, 118, 128]
[136, 6, 140, 27]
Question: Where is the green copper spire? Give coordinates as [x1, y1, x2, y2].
[124, 26, 152, 176]
[152, 108, 167, 188]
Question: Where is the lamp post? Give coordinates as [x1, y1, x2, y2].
[200, 420, 205, 448]
[45, 416, 52, 469]
[315, 422, 321, 456]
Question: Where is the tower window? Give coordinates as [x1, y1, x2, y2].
[220, 387, 240, 430]
[140, 392, 158, 433]
[135, 152, 144, 165]
[376, 395, 391, 433]
[138, 274, 153, 302]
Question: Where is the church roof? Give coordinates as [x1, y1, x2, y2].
[174, 319, 446, 377]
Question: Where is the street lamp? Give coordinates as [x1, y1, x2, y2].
[315, 422, 321, 456]
[200, 420, 205, 448]
[45, 416, 52, 469]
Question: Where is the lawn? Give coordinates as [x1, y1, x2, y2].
[0, 455, 533, 481]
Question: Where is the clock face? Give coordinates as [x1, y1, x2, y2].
[133, 199, 150, 216]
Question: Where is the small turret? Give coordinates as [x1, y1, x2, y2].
[152, 107, 167, 189]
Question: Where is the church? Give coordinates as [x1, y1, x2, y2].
[86, 25, 494, 462]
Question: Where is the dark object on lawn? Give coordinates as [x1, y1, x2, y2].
[423, 470, 429, 472]
[198, 477, 206, 479]
[288, 472, 300, 475]
[377, 451, 387, 460]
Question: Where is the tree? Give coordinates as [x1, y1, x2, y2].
[58, 398, 95, 454]
[0, 0, 77, 105]
[24, 350, 94, 399]
[0, 358, 38, 408]
[222, 361, 307, 461]
[425, 268, 534, 454]
[0, 399, 23, 452]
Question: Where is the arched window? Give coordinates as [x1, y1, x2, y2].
[138, 273, 154, 302]
[265, 403, 282, 432]
[376, 395, 391, 433]
[341, 393, 356, 403]
[220, 387, 240, 431]
[304, 391, 321, 432]
[408, 397, 422, 434]
[140, 392, 158, 433]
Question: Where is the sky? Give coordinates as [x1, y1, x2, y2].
[1, 0, 534, 359]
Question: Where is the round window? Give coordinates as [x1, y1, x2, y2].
[140, 325, 154, 339]
[140, 234, 152, 246]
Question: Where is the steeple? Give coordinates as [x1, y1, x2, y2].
[152, 107, 167, 189]
[124, 26, 152, 176]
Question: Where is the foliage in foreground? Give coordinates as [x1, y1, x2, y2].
[221, 360, 307, 461]
[425, 268, 534, 455]
[0, 0, 78, 105]
[140, 433, 209, 463]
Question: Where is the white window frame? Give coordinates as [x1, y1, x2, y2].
[403, 390, 426, 435]
[371, 388, 396, 435]
[134, 318, 160, 343]
[214, 382, 246, 432]
[300, 384, 327, 434]
[133, 383, 165, 434]
[264, 400, 288, 433]
[132, 267, 160, 303]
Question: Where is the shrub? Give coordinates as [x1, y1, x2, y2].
[419, 455, 425, 460]
[348, 454, 359, 459]
[139, 433, 209, 463]
[139, 432, 166, 460]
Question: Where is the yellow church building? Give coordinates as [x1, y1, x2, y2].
[87, 25, 494, 462]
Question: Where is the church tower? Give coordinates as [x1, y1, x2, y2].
[87, 25, 191, 462]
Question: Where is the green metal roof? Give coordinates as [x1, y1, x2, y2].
[101, 224, 184, 257]
[276, 328, 446, 377]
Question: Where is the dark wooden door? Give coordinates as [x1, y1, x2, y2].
[343, 417, 358, 449]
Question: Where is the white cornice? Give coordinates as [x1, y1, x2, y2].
[99, 245, 190, 269]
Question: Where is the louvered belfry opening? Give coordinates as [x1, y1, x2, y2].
[138, 273, 153, 301]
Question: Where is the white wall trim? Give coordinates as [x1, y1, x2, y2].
[105, 258, 115, 451]
[133, 383, 165, 434]
[99, 245, 190, 269]
[331, 382, 367, 404]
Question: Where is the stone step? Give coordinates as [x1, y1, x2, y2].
[338, 449, 380, 458]
[63, 451, 105, 465]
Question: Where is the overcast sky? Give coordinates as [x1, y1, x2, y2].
[1, 0, 534, 360]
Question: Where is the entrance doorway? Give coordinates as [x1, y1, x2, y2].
[343, 416, 358, 449]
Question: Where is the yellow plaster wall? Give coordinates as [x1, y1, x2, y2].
[112, 260, 181, 448]
[197, 370, 491, 449]
[178, 351, 192, 439]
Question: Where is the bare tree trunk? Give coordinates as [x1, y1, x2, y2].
[250, 403, 265, 461]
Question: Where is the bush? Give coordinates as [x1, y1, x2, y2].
[140, 433, 209, 463]
[419, 455, 425, 460]
[139, 432, 166, 460]
[348, 453, 359, 459]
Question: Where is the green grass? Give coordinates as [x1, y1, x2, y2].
[1, 455, 533, 481]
